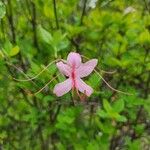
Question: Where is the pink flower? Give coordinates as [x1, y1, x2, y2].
[53, 52, 98, 97]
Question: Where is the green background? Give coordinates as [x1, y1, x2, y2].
[0, 0, 150, 149]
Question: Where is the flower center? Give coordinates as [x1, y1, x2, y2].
[71, 68, 76, 88]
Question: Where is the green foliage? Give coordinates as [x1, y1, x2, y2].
[0, 2, 6, 19]
[97, 99, 127, 122]
[0, 0, 150, 149]
[38, 25, 53, 44]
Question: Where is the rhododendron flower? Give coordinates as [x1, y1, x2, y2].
[53, 52, 98, 97]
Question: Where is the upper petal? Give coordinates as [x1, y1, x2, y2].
[53, 78, 72, 97]
[77, 59, 98, 78]
[76, 78, 93, 97]
[67, 52, 81, 68]
[56, 61, 71, 76]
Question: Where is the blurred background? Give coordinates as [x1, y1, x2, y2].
[0, 0, 150, 149]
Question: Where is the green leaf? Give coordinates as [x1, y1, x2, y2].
[0, 2, 6, 19]
[97, 109, 108, 118]
[138, 29, 150, 44]
[103, 99, 112, 112]
[113, 99, 124, 113]
[129, 139, 141, 150]
[88, 73, 101, 88]
[9, 46, 20, 57]
[3, 40, 13, 55]
[52, 30, 69, 51]
[105, 57, 121, 67]
[134, 124, 145, 135]
[43, 95, 55, 102]
[87, 141, 99, 150]
[38, 25, 52, 44]
[43, 3, 54, 18]
[116, 115, 127, 122]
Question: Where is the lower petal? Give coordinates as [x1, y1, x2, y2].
[76, 78, 93, 97]
[53, 78, 72, 97]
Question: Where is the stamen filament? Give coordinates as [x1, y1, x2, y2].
[12, 59, 66, 82]
[94, 69, 133, 95]
[34, 74, 60, 95]
[81, 55, 116, 74]
[81, 55, 132, 95]
[6, 62, 36, 85]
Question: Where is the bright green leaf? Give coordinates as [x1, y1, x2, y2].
[9, 46, 20, 57]
[0, 2, 6, 19]
[103, 99, 112, 112]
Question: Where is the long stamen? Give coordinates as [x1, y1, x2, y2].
[94, 69, 133, 95]
[100, 70, 116, 74]
[12, 59, 66, 82]
[76, 88, 82, 100]
[81, 55, 116, 74]
[2, 50, 37, 86]
[81, 54, 132, 95]
[34, 74, 60, 95]
[6, 62, 36, 85]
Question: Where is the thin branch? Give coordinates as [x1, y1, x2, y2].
[51, 105, 61, 123]
[31, 1, 39, 49]
[0, 19, 6, 41]
[6, 0, 16, 43]
[6, 0, 26, 70]
[143, 0, 150, 14]
[53, 0, 59, 29]
[80, 0, 88, 25]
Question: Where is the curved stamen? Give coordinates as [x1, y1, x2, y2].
[6, 62, 36, 86]
[81, 54, 132, 95]
[34, 74, 60, 95]
[81, 55, 116, 74]
[12, 59, 66, 82]
[94, 69, 133, 95]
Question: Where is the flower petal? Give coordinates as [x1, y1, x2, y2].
[77, 59, 98, 78]
[56, 61, 71, 76]
[67, 52, 81, 68]
[53, 78, 72, 97]
[76, 78, 93, 96]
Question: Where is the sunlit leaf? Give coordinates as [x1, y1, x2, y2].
[9, 46, 20, 57]
[0, 2, 6, 19]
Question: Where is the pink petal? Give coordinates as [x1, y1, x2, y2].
[76, 78, 93, 97]
[77, 59, 98, 78]
[56, 61, 71, 76]
[53, 78, 72, 97]
[67, 52, 81, 68]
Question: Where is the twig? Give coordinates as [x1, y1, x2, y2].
[143, 0, 150, 14]
[80, 0, 88, 25]
[0, 19, 5, 41]
[31, 1, 39, 50]
[53, 0, 59, 29]
[6, 0, 16, 43]
[51, 105, 61, 123]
